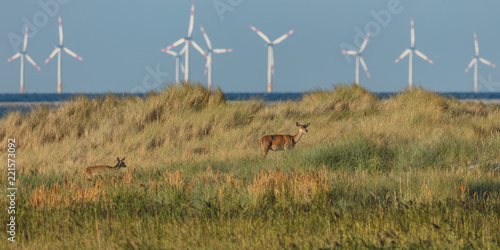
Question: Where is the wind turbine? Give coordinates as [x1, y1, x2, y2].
[465, 32, 496, 93]
[199, 25, 233, 90]
[393, 18, 434, 89]
[161, 46, 186, 83]
[249, 25, 295, 93]
[341, 32, 371, 85]
[6, 24, 42, 93]
[44, 13, 84, 94]
[162, 2, 208, 82]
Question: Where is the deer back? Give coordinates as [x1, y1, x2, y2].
[273, 134, 295, 147]
[259, 134, 295, 150]
[82, 165, 112, 176]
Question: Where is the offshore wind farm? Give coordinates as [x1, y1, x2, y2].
[1, 1, 499, 94]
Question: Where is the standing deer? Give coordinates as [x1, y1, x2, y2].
[258, 122, 310, 157]
[82, 157, 126, 177]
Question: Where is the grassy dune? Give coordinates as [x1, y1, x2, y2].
[1, 83, 499, 248]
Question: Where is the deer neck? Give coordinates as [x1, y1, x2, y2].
[292, 130, 304, 144]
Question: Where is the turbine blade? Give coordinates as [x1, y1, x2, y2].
[44, 48, 59, 64]
[273, 28, 295, 44]
[58, 13, 63, 45]
[213, 48, 233, 53]
[249, 25, 271, 44]
[479, 57, 496, 68]
[179, 43, 188, 55]
[6, 53, 21, 63]
[165, 38, 185, 50]
[474, 32, 479, 56]
[410, 18, 415, 47]
[161, 48, 178, 56]
[359, 32, 370, 53]
[394, 49, 411, 64]
[359, 57, 371, 79]
[341, 50, 357, 55]
[63, 47, 84, 62]
[188, 2, 195, 37]
[464, 58, 477, 73]
[191, 40, 208, 59]
[25, 54, 42, 72]
[414, 49, 435, 65]
[23, 24, 28, 52]
[200, 25, 212, 50]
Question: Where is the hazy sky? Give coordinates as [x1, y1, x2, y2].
[1, 0, 499, 94]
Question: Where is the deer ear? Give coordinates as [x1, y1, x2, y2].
[121, 157, 126, 161]
[296, 122, 300, 127]
[305, 123, 310, 127]
[117, 157, 120, 162]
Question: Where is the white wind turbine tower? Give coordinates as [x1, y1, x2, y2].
[341, 32, 371, 85]
[162, 2, 208, 82]
[393, 18, 434, 89]
[249, 25, 295, 93]
[161, 46, 186, 83]
[6, 24, 42, 93]
[44, 13, 84, 94]
[199, 25, 233, 90]
[465, 32, 496, 93]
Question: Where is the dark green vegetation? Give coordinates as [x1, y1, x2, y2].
[1, 83, 499, 248]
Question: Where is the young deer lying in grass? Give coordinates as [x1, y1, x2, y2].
[82, 157, 126, 177]
[258, 122, 310, 157]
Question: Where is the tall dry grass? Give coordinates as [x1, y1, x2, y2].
[4, 164, 499, 248]
[1, 83, 499, 248]
[2, 83, 500, 175]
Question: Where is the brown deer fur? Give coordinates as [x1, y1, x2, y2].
[258, 122, 310, 157]
[83, 157, 126, 177]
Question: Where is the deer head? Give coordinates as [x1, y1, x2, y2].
[115, 157, 127, 168]
[296, 122, 310, 133]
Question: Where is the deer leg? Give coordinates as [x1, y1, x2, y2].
[260, 139, 270, 157]
[262, 144, 270, 157]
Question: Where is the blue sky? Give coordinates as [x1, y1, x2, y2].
[1, 0, 499, 93]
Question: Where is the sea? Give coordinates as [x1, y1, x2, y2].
[0, 92, 499, 118]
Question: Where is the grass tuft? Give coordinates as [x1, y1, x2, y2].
[1, 83, 499, 248]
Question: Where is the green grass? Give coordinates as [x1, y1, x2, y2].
[1, 83, 499, 248]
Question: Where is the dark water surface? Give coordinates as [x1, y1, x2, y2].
[0, 92, 498, 117]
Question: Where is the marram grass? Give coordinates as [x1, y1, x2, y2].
[1, 83, 499, 249]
